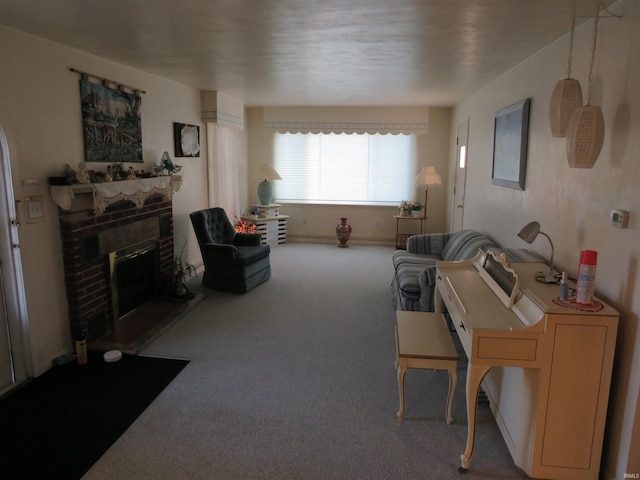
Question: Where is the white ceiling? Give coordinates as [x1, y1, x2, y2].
[0, 0, 618, 107]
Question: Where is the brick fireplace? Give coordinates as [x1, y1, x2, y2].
[56, 184, 176, 343]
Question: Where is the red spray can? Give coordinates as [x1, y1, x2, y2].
[575, 250, 597, 305]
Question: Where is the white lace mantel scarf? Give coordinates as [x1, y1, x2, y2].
[50, 176, 181, 215]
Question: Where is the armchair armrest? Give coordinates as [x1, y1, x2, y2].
[234, 233, 262, 246]
[407, 233, 451, 255]
[201, 243, 238, 258]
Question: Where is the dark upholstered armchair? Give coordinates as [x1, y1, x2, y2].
[190, 208, 271, 293]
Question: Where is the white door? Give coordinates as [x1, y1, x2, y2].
[0, 123, 29, 394]
[452, 119, 469, 232]
[0, 264, 13, 390]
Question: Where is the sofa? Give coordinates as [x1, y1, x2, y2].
[392, 230, 496, 312]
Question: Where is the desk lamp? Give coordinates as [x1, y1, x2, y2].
[517, 221, 557, 282]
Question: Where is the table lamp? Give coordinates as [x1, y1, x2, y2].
[253, 163, 282, 205]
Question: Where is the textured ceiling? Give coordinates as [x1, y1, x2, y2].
[0, 0, 619, 106]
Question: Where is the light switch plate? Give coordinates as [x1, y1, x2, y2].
[25, 195, 44, 223]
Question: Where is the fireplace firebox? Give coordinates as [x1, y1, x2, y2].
[109, 239, 160, 328]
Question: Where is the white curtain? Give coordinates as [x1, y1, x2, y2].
[206, 123, 244, 218]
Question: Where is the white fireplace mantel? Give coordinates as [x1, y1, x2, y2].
[50, 175, 182, 215]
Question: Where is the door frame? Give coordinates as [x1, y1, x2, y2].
[451, 119, 469, 232]
[0, 123, 31, 394]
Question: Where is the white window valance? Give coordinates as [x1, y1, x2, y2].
[200, 91, 245, 130]
[263, 106, 429, 135]
[201, 110, 245, 130]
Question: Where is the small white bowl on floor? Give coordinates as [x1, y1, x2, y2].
[103, 350, 122, 363]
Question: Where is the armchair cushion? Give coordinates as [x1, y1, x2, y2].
[234, 233, 263, 247]
[191, 207, 236, 245]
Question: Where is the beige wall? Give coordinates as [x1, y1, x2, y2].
[245, 106, 451, 244]
[449, 0, 639, 477]
[0, 25, 208, 375]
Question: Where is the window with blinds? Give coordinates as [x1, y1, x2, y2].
[273, 132, 417, 205]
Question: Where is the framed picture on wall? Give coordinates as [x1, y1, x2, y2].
[173, 122, 200, 157]
[491, 98, 530, 190]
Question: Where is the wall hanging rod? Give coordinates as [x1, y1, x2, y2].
[69, 67, 146, 94]
[577, 3, 622, 19]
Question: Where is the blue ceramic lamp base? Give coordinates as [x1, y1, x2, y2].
[258, 180, 273, 205]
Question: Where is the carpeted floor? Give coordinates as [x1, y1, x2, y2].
[0, 351, 189, 480]
[81, 243, 527, 479]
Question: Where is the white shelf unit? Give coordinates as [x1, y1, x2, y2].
[243, 205, 288, 247]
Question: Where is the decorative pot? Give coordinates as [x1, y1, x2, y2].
[172, 279, 195, 302]
[336, 217, 352, 248]
[173, 279, 188, 298]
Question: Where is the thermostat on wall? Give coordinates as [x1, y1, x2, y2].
[611, 209, 629, 229]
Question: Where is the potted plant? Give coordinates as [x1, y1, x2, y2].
[159, 151, 182, 176]
[249, 205, 260, 219]
[172, 239, 196, 300]
[399, 200, 422, 216]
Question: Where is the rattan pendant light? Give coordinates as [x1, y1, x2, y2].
[566, 2, 605, 168]
[549, 12, 583, 137]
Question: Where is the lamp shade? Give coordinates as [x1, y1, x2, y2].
[549, 78, 583, 137]
[517, 221, 540, 244]
[517, 221, 555, 272]
[415, 166, 442, 186]
[253, 163, 282, 180]
[566, 105, 605, 168]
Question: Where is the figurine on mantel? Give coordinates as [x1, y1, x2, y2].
[111, 163, 124, 180]
[160, 151, 182, 175]
[63, 164, 77, 184]
[75, 162, 91, 184]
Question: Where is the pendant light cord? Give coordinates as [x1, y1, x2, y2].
[566, 12, 576, 78]
[586, 2, 602, 105]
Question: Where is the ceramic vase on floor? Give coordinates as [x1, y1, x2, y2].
[336, 217, 352, 248]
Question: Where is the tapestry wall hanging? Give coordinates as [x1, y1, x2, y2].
[79, 78, 143, 163]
